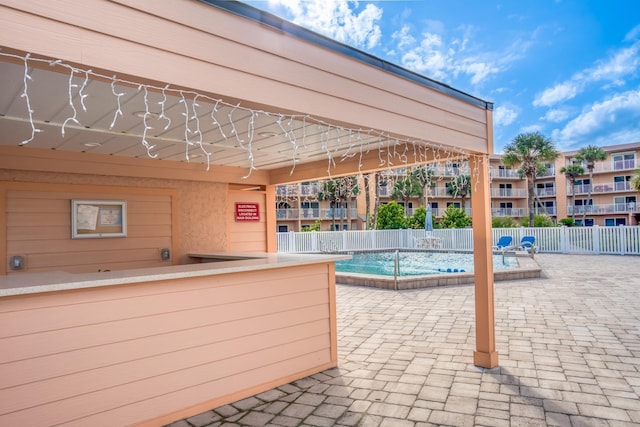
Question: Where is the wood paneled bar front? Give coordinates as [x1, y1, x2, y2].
[0, 253, 347, 426]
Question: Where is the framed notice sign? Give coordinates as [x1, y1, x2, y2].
[235, 202, 260, 222]
[71, 200, 127, 238]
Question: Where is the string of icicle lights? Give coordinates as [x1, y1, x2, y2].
[5, 51, 487, 182]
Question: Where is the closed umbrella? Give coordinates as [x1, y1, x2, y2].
[425, 205, 433, 232]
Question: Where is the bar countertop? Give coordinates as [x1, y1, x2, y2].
[0, 252, 350, 297]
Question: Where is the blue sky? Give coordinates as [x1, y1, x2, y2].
[242, 0, 640, 154]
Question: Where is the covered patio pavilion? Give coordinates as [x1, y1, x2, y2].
[2, 1, 496, 425]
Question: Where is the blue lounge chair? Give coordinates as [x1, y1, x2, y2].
[518, 235, 536, 251]
[492, 235, 513, 250]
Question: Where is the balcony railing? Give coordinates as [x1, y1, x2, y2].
[536, 167, 555, 178]
[277, 208, 359, 220]
[491, 208, 527, 217]
[276, 185, 299, 196]
[591, 159, 637, 173]
[569, 182, 633, 195]
[534, 206, 556, 216]
[535, 188, 556, 197]
[567, 203, 639, 215]
[491, 188, 527, 198]
[300, 183, 320, 196]
[489, 168, 521, 179]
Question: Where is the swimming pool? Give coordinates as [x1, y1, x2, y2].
[335, 250, 517, 277]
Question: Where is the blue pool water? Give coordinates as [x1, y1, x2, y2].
[335, 251, 516, 276]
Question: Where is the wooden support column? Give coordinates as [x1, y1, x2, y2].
[470, 154, 499, 368]
[265, 184, 277, 252]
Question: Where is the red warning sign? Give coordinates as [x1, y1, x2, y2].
[234, 202, 260, 222]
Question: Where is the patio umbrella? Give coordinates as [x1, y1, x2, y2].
[425, 205, 433, 232]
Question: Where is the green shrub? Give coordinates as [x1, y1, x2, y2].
[559, 218, 575, 227]
[439, 205, 472, 229]
[377, 201, 407, 229]
[520, 214, 556, 227]
[301, 220, 322, 232]
[492, 217, 518, 228]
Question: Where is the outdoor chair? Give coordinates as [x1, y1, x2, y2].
[492, 235, 513, 250]
[518, 235, 536, 252]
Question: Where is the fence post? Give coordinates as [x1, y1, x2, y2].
[620, 226, 626, 255]
[560, 226, 568, 253]
[593, 226, 600, 254]
[343, 231, 348, 251]
[287, 232, 295, 253]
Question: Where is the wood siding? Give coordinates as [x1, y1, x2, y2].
[3, 181, 175, 274]
[0, 0, 490, 155]
[228, 190, 267, 252]
[0, 263, 336, 426]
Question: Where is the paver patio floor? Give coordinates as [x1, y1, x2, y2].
[169, 254, 640, 426]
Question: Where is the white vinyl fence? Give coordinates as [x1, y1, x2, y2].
[277, 226, 640, 255]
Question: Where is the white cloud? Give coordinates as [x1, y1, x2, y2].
[586, 42, 640, 82]
[553, 89, 640, 145]
[534, 39, 640, 108]
[398, 32, 505, 86]
[625, 24, 640, 42]
[542, 108, 572, 122]
[269, 0, 383, 49]
[521, 124, 543, 133]
[533, 81, 581, 107]
[460, 61, 500, 85]
[493, 106, 518, 127]
[391, 25, 415, 49]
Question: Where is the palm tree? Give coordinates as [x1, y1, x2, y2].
[560, 164, 585, 220]
[363, 173, 371, 229]
[317, 179, 341, 230]
[340, 176, 360, 230]
[632, 169, 640, 191]
[446, 174, 471, 211]
[390, 175, 422, 215]
[411, 165, 435, 210]
[503, 132, 559, 227]
[575, 145, 607, 225]
[318, 176, 361, 230]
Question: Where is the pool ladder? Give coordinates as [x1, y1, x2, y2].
[393, 250, 399, 291]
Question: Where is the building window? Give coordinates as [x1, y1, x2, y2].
[301, 201, 319, 218]
[537, 201, 555, 215]
[614, 196, 636, 212]
[575, 218, 594, 227]
[499, 183, 512, 196]
[278, 225, 289, 232]
[605, 218, 626, 226]
[613, 175, 632, 191]
[446, 202, 461, 208]
[536, 182, 555, 195]
[612, 152, 635, 170]
[575, 178, 591, 193]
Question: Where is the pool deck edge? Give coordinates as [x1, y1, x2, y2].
[335, 253, 541, 290]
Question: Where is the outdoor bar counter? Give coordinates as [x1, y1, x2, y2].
[0, 253, 349, 427]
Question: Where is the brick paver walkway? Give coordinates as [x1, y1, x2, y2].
[169, 254, 640, 426]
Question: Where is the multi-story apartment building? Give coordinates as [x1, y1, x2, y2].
[561, 142, 640, 226]
[276, 142, 640, 231]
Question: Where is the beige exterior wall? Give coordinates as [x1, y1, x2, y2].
[0, 263, 336, 426]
